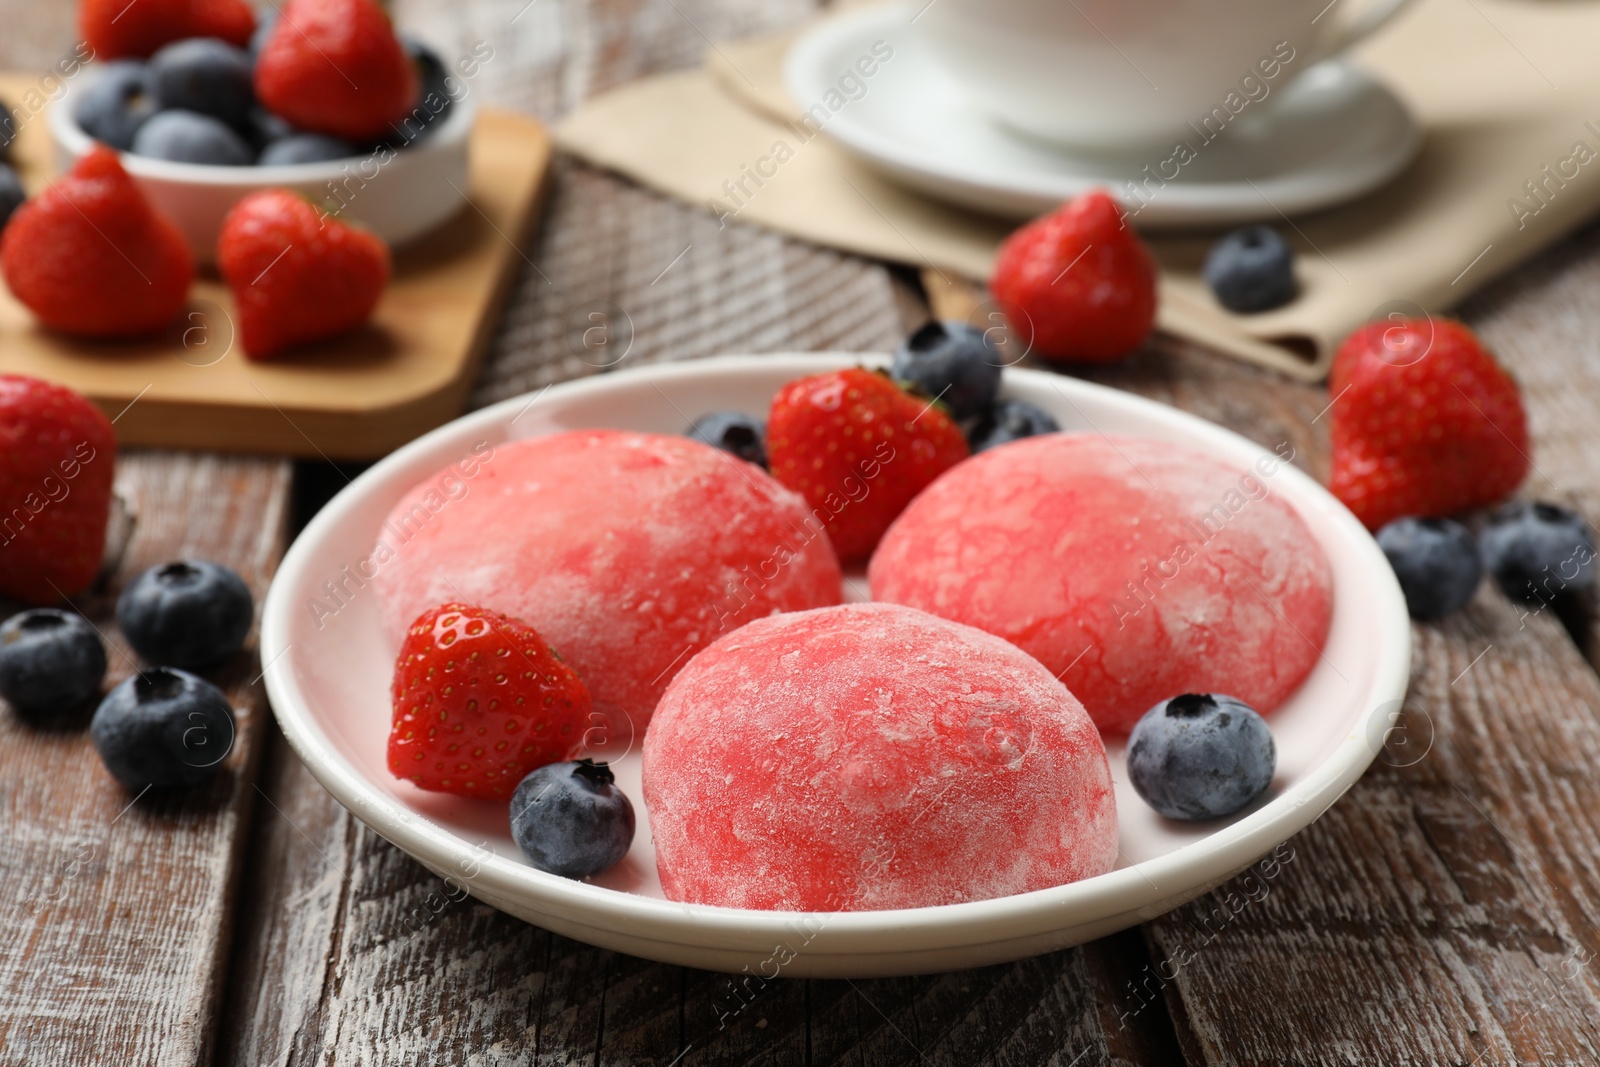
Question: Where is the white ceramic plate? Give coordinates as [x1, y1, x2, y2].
[262, 354, 1410, 977]
[783, 3, 1420, 225]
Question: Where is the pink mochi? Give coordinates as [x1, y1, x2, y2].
[643, 603, 1118, 911]
[371, 430, 843, 737]
[869, 434, 1334, 737]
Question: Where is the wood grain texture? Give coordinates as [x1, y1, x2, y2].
[1057, 237, 1600, 1064]
[0, 453, 289, 1067]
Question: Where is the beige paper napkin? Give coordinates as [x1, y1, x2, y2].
[558, 0, 1600, 381]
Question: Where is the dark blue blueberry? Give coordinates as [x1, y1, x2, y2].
[90, 668, 235, 790]
[510, 760, 635, 879]
[0, 163, 24, 231]
[688, 411, 767, 467]
[891, 320, 1002, 420]
[1126, 693, 1276, 821]
[969, 399, 1060, 453]
[388, 35, 455, 146]
[130, 110, 253, 165]
[1204, 226, 1297, 313]
[244, 106, 297, 150]
[0, 609, 106, 718]
[1480, 501, 1597, 605]
[0, 103, 15, 159]
[73, 60, 157, 151]
[259, 133, 357, 165]
[116, 560, 254, 671]
[1376, 516, 1483, 620]
[148, 37, 255, 128]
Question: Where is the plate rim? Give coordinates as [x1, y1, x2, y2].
[781, 1, 1422, 224]
[261, 352, 1410, 965]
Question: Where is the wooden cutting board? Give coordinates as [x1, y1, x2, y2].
[0, 73, 553, 459]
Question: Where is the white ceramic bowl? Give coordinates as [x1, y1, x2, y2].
[261, 353, 1411, 977]
[49, 63, 473, 262]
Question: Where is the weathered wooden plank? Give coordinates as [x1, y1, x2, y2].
[1047, 230, 1600, 1063]
[0, 453, 290, 1067]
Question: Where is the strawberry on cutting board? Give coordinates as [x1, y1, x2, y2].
[1329, 316, 1529, 530]
[0, 376, 117, 605]
[217, 189, 391, 359]
[389, 603, 592, 801]
[766, 367, 969, 564]
[991, 190, 1157, 365]
[254, 0, 420, 142]
[1, 146, 193, 339]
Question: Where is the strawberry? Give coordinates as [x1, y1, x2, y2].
[388, 603, 591, 801]
[0, 376, 116, 605]
[1, 147, 192, 339]
[80, 0, 255, 59]
[991, 190, 1157, 364]
[767, 368, 969, 564]
[217, 189, 390, 359]
[254, 0, 419, 142]
[1329, 316, 1529, 530]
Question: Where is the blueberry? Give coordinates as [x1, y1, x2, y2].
[259, 133, 356, 165]
[1204, 226, 1297, 313]
[1376, 516, 1483, 620]
[116, 560, 254, 671]
[90, 668, 235, 790]
[891, 320, 1002, 420]
[0, 163, 24, 231]
[148, 38, 255, 128]
[0, 609, 106, 718]
[130, 110, 253, 165]
[969, 399, 1059, 453]
[390, 35, 455, 145]
[0, 103, 15, 159]
[74, 60, 157, 151]
[688, 411, 767, 467]
[1126, 693, 1276, 821]
[510, 760, 635, 879]
[243, 106, 297, 151]
[1480, 501, 1597, 605]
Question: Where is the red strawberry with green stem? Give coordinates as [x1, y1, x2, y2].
[991, 189, 1157, 364]
[389, 603, 592, 801]
[254, 0, 419, 142]
[1329, 316, 1529, 530]
[1, 147, 193, 339]
[0, 376, 117, 605]
[767, 368, 969, 564]
[217, 189, 390, 359]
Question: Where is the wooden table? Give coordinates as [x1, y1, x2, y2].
[5, 3, 1600, 1065]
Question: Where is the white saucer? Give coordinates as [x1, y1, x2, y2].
[783, 3, 1421, 226]
[261, 353, 1410, 978]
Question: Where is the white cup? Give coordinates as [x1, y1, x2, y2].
[916, 0, 1417, 148]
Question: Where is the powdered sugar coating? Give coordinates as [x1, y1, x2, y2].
[643, 603, 1117, 911]
[869, 434, 1333, 736]
[372, 431, 843, 736]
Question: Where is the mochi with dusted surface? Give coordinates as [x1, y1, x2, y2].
[869, 434, 1333, 737]
[642, 603, 1117, 911]
[372, 430, 843, 737]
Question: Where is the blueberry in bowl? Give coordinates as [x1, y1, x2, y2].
[891, 320, 1002, 421]
[1126, 693, 1276, 821]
